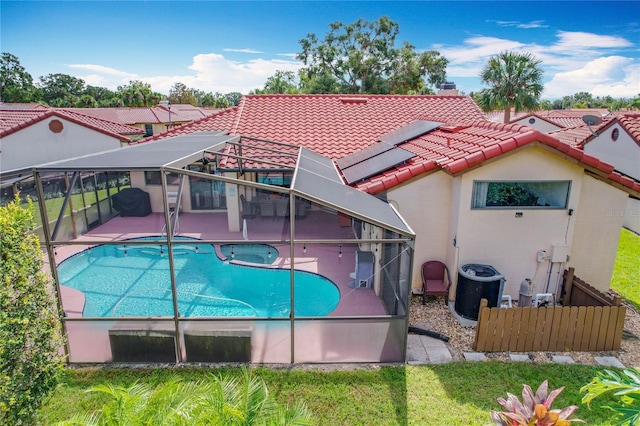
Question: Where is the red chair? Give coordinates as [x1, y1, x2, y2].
[421, 260, 450, 305]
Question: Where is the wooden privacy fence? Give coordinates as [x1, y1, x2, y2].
[561, 267, 622, 307]
[474, 298, 626, 352]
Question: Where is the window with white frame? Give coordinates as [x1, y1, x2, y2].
[472, 181, 571, 209]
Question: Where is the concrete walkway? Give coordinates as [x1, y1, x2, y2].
[406, 333, 626, 367]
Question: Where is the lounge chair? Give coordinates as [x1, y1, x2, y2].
[240, 194, 255, 219]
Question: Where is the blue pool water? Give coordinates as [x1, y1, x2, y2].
[57, 238, 339, 318]
[220, 244, 279, 264]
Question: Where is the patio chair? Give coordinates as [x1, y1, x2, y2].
[275, 197, 290, 217]
[421, 260, 450, 305]
[240, 194, 255, 219]
[259, 199, 275, 219]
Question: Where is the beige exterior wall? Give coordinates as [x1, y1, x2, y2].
[386, 146, 627, 299]
[571, 176, 628, 291]
[1, 118, 123, 171]
[131, 172, 187, 213]
[584, 123, 640, 181]
[624, 197, 640, 234]
[387, 171, 453, 291]
[454, 147, 584, 299]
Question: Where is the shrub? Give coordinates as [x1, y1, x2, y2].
[581, 368, 640, 425]
[0, 197, 65, 425]
[490, 380, 583, 425]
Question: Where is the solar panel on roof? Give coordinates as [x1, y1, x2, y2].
[378, 120, 443, 145]
[341, 148, 415, 185]
[335, 142, 393, 169]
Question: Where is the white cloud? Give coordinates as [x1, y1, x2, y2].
[439, 36, 526, 65]
[544, 56, 639, 99]
[223, 48, 264, 54]
[65, 53, 303, 94]
[490, 20, 548, 29]
[435, 30, 637, 99]
[68, 64, 141, 89]
[553, 31, 633, 50]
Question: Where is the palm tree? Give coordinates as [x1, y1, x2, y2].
[477, 51, 544, 123]
[56, 369, 313, 425]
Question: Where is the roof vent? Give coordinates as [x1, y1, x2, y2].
[339, 97, 368, 104]
[440, 82, 456, 90]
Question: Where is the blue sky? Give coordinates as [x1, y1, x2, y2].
[2, 1, 639, 99]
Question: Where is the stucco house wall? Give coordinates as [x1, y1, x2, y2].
[624, 197, 640, 234]
[1, 118, 124, 171]
[388, 170, 453, 290]
[514, 116, 561, 133]
[571, 176, 629, 289]
[583, 123, 640, 181]
[452, 147, 583, 299]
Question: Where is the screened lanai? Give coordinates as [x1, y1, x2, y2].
[5, 132, 416, 364]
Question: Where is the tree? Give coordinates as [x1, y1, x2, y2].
[0, 52, 41, 103]
[117, 80, 157, 107]
[224, 92, 243, 106]
[254, 70, 299, 94]
[297, 16, 447, 94]
[39, 73, 86, 106]
[387, 41, 447, 94]
[1, 197, 64, 425]
[83, 85, 119, 107]
[476, 51, 544, 123]
[168, 82, 196, 105]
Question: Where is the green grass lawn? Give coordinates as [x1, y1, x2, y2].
[40, 363, 618, 425]
[39, 229, 639, 425]
[611, 228, 640, 311]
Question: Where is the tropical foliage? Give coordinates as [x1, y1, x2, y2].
[581, 368, 640, 425]
[56, 368, 313, 426]
[0, 197, 65, 425]
[490, 380, 583, 425]
[476, 51, 544, 123]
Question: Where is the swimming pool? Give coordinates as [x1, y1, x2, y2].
[219, 244, 279, 264]
[57, 238, 340, 318]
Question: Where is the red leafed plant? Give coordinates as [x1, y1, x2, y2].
[490, 380, 584, 426]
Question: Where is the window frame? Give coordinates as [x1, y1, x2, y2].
[144, 171, 181, 186]
[471, 180, 571, 210]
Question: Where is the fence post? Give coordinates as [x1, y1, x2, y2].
[563, 267, 575, 306]
[474, 299, 489, 350]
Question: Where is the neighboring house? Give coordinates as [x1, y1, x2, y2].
[486, 109, 611, 132]
[65, 104, 220, 137]
[149, 94, 640, 301]
[552, 112, 640, 233]
[0, 108, 145, 173]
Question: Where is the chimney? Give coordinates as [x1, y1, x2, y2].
[438, 82, 459, 96]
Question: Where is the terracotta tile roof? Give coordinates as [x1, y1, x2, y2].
[352, 120, 640, 196]
[149, 95, 639, 197]
[147, 94, 487, 158]
[617, 112, 640, 146]
[0, 108, 144, 141]
[488, 109, 611, 129]
[551, 112, 639, 148]
[64, 105, 221, 126]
